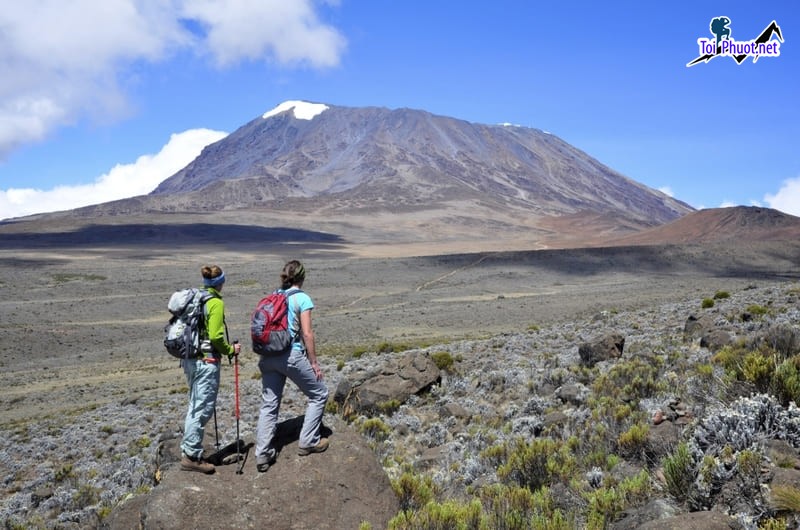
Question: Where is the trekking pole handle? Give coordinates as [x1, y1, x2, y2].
[230, 340, 239, 365]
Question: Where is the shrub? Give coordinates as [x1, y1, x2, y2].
[430, 351, 455, 371]
[360, 417, 392, 441]
[746, 304, 769, 317]
[496, 437, 576, 491]
[389, 499, 483, 530]
[771, 357, 800, 406]
[662, 442, 694, 503]
[770, 484, 800, 512]
[391, 472, 437, 512]
[617, 423, 650, 458]
[713, 291, 730, 299]
[701, 298, 715, 309]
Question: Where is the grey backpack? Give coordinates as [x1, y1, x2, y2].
[164, 288, 215, 359]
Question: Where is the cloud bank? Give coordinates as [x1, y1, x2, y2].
[0, 0, 346, 158]
[764, 176, 800, 216]
[0, 129, 227, 220]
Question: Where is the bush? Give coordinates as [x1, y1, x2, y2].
[391, 472, 437, 512]
[359, 417, 392, 441]
[662, 442, 695, 503]
[701, 298, 715, 309]
[430, 351, 455, 371]
[496, 437, 576, 491]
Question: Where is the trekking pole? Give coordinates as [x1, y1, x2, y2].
[233, 340, 245, 474]
[213, 407, 221, 452]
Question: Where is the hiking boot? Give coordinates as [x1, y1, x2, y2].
[181, 454, 215, 474]
[298, 437, 329, 456]
[255, 452, 276, 472]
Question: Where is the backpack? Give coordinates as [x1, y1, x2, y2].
[251, 289, 302, 356]
[164, 288, 216, 359]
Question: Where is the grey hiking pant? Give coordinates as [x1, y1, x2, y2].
[255, 348, 329, 462]
[181, 358, 220, 459]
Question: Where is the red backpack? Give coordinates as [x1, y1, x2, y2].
[250, 289, 301, 355]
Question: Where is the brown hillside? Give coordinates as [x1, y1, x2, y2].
[600, 206, 800, 246]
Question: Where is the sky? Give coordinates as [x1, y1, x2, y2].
[0, 1, 798, 221]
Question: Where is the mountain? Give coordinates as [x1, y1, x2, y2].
[2, 101, 706, 253]
[149, 101, 691, 226]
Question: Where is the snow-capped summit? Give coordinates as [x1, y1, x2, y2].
[262, 100, 329, 120]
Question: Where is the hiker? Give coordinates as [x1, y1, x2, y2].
[180, 265, 241, 474]
[255, 260, 329, 472]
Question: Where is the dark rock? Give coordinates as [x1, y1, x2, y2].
[555, 383, 588, 405]
[334, 352, 441, 416]
[578, 333, 625, 367]
[684, 314, 716, 340]
[700, 329, 732, 352]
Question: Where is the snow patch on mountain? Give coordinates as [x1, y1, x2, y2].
[262, 100, 329, 120]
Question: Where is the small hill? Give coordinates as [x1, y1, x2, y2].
[602, 206, 800, 246]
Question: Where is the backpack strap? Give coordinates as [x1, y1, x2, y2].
[280, 288, 304, 344]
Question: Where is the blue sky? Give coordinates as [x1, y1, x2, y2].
[1, 1, 797, 220]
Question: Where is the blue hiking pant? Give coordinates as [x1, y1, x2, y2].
[256, 348, 329, 463]
[181, 359, 220, 459]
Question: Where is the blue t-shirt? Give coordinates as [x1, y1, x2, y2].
[285, 289, 314, 350]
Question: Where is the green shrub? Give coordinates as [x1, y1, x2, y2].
[741, 350, 775, 391]
[746, 304, 769, 317]
[430, 351, 455, 371]
[772, 357, 800, 406]
[496, 437, 576, 491]
[662, 442, 694, 502]
[389, 499, 483, 530]
[359, 417, 392, 441]
[770, 484, 800, 512]
[713, 291, 730, 299]
[617, 423, 650, 457]
[701, 298, 715, 309]
[391, 472, 437, 512]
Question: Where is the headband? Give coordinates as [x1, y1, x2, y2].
[203, 271, 225, 288]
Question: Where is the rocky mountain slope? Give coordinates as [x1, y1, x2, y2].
[149, 101, 690, 226]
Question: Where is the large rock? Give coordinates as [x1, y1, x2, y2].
[334, 352, 441, 416]
[578, 333, 625, 367]
[103, 416, 399, 530]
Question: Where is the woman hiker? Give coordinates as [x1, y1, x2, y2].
[180, 265, 241, 474]
[255, 260, 329, 472]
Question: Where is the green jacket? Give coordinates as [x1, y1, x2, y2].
[203, 287, 234, 356]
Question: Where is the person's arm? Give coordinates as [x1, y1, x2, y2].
[300, 309, 322, 380]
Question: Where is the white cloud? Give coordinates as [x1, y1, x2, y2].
[0, 0, 345, 158]
[0, 128, 227, 220]
[657, 186, 674, 197]
[765, 176, 800, 216]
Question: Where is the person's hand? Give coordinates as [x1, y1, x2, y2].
[311, 360, 323, 381]
[233, 342, 241, 355]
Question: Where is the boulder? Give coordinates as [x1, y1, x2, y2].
[335, 352, 441, 416]
[579, 333, 625, 367]
[103, 416, 399, 530]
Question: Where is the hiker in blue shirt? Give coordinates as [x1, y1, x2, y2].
[255, 260, 329, 472]
[181, 265, 241, 474]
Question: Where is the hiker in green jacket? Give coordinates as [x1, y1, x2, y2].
[180, 264, 241, 474]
